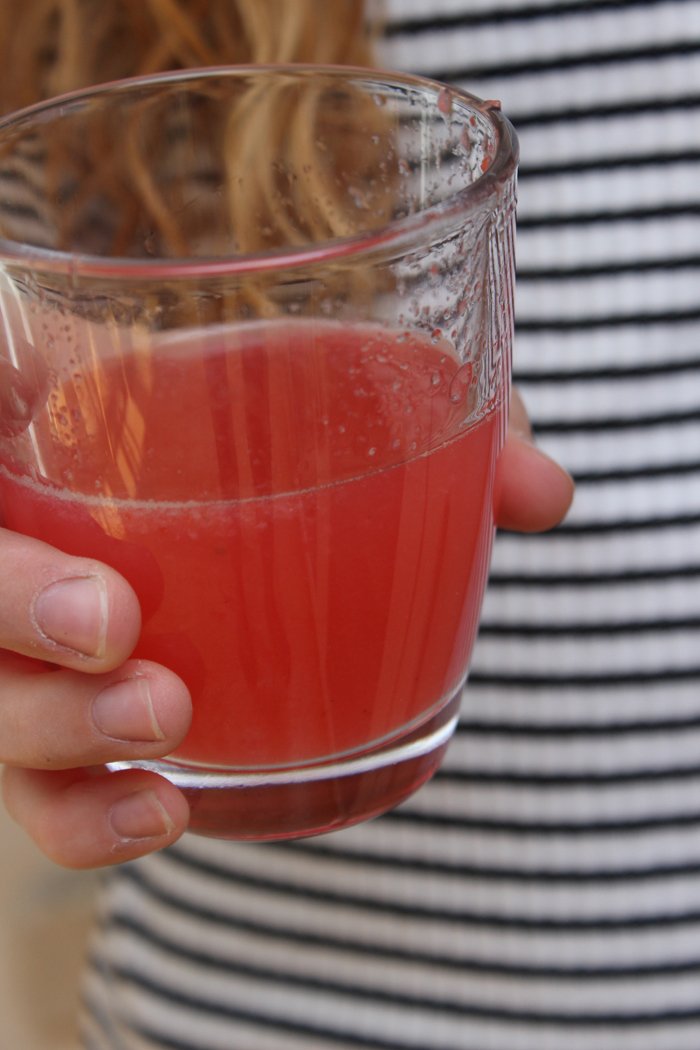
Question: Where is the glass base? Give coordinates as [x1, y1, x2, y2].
[109, 689, 460, 841]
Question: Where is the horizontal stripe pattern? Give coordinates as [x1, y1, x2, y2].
[84, 2, 700, 1048]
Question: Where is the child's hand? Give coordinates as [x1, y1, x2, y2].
[0, 390, 573, 870]
[0, 528, 192, 868]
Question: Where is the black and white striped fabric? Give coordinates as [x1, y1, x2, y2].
[82, 2, 700, 1047]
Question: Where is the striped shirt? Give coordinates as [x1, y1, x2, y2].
[82, 2, 700, 1048]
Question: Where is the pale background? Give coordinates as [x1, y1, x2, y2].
[0, 803, 96, 1049]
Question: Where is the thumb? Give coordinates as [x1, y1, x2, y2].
[494, 389, 575, 533]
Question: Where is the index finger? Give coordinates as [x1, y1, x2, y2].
[0, 526, 141, 672]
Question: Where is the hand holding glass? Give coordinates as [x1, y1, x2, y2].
[0, 68, 517, 839]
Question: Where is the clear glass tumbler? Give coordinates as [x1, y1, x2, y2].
[0, 67, 518, 839]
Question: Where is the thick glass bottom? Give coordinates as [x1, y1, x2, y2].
[110, 688, 460, 840]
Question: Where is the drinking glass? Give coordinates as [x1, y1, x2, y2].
[0, 67, 517, 839]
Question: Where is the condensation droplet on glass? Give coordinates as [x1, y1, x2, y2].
[349, 186, 366, 209]
[431, 328, 442, 343]
[461, 126, 474, 152]
[449, 363, 473, 404]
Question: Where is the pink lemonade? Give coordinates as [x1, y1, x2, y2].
[0, 321, 501, 837]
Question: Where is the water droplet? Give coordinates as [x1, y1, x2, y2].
[449, 363, 474, 403]
[348, 186, 366, 209]
[368, 447, 377, 457]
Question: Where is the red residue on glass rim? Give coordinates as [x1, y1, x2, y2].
[437, 87, 453, 115]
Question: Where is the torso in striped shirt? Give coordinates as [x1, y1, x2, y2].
[82, 2, 700, 1048]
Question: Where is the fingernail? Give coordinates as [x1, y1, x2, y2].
[108, 790, 175, 842]
[92, 677, 165, 743]
[33, 576, 108, 658]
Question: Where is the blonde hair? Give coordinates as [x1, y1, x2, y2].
[0, 0, 396, 330]
[0, 0, 376, 114]
[0, 1, 395, 275]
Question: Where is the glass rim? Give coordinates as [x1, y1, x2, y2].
[0, 63, 518, 282]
